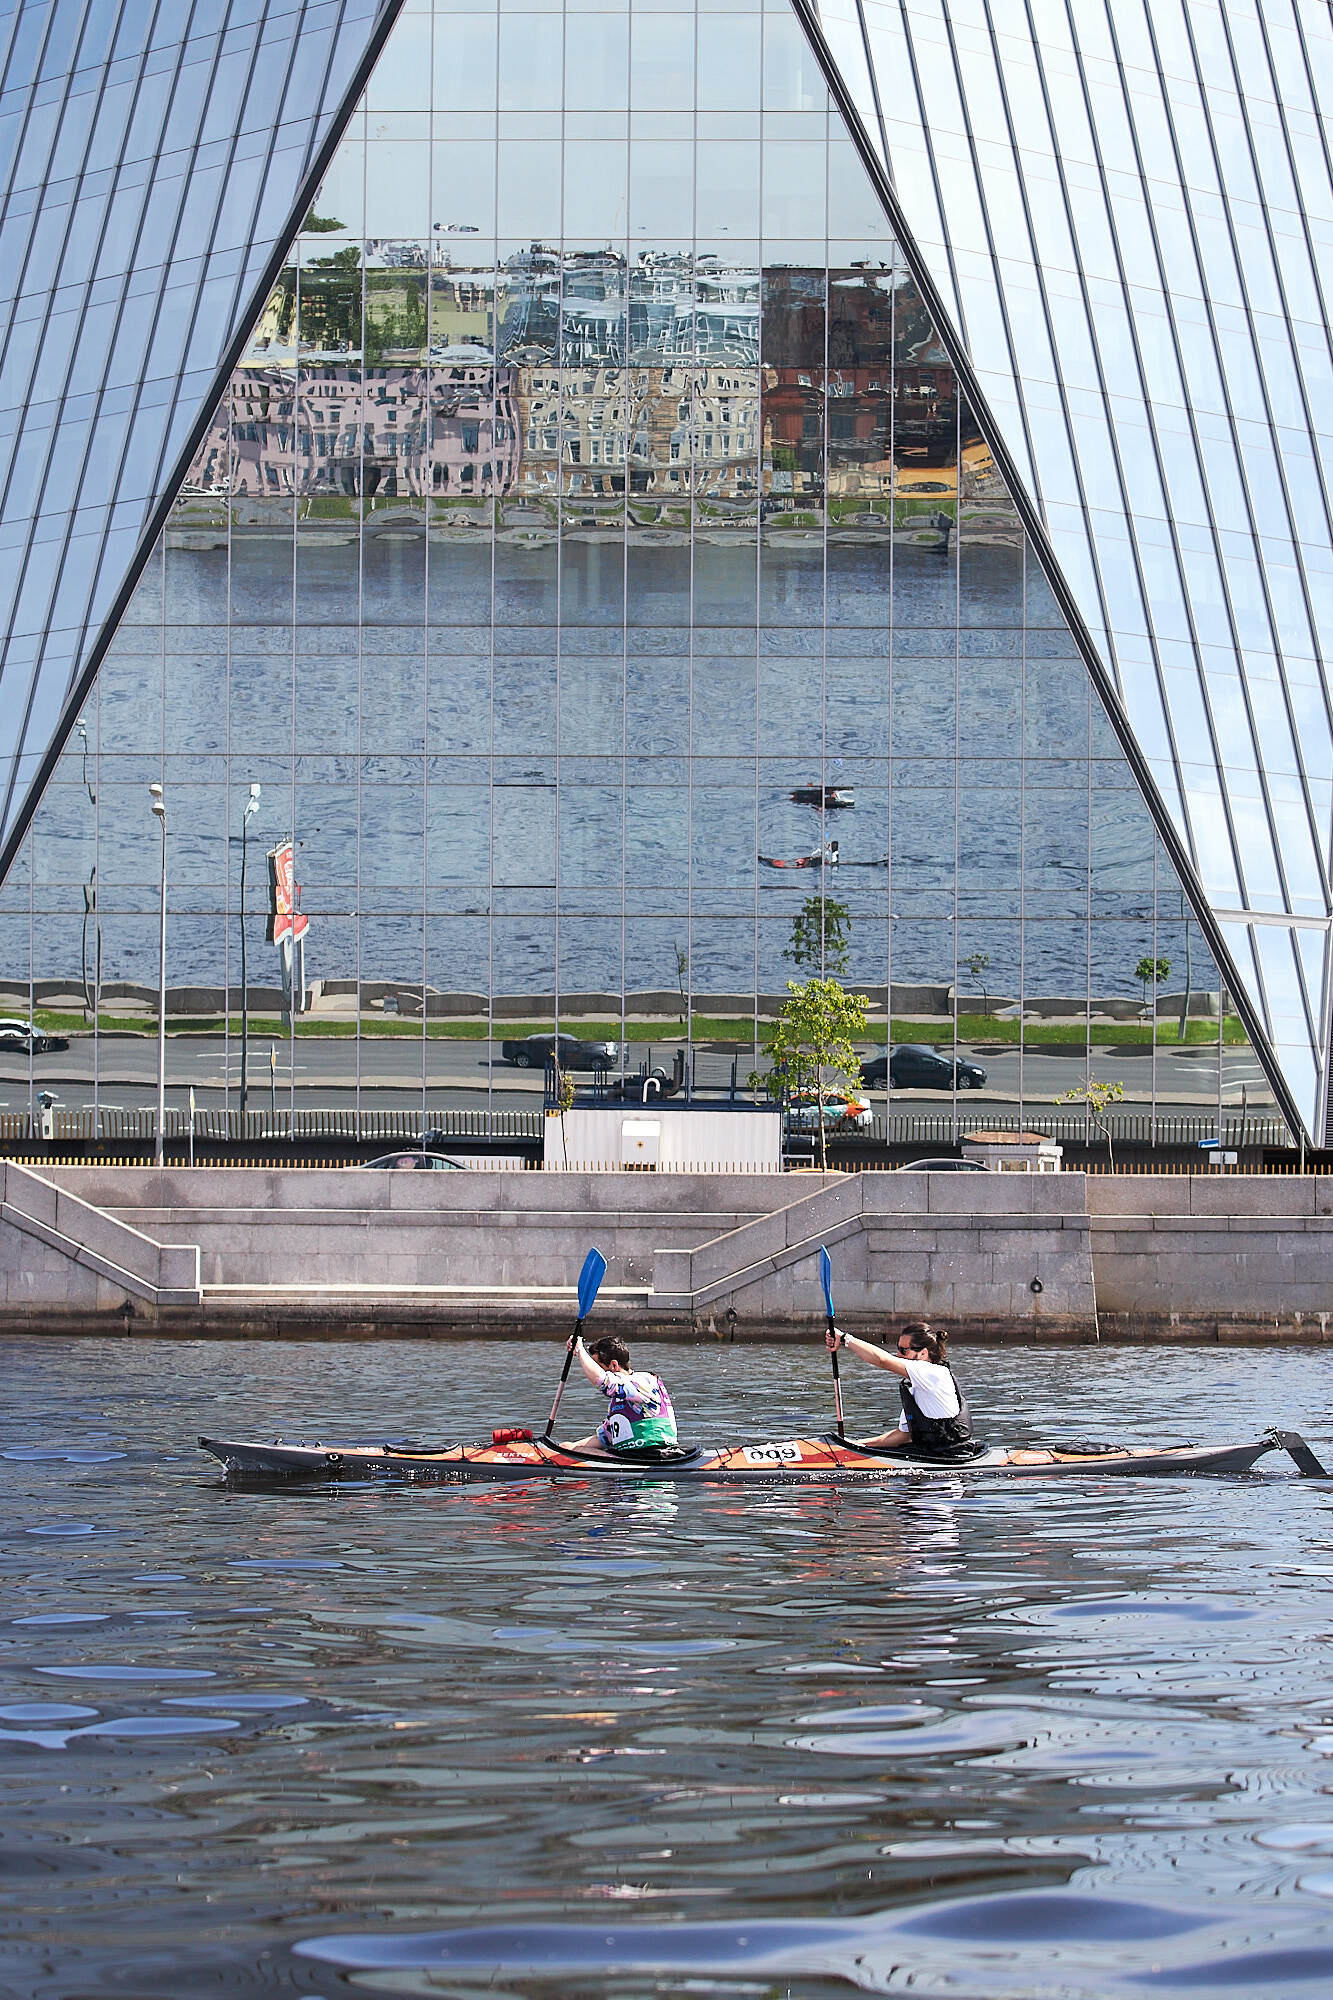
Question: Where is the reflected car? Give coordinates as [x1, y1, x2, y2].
[784, 1089, 873, 1134]
[0, 1017, 69, 1055]
[361, 1151, 466, 1170]
[895, 1158, 988, 1172]
[500, 1032, 620, 1070]
[861, 1045, 986, 1091]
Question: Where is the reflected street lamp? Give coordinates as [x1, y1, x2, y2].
[148, 783, 167, 1168]
[239, 783, 261, 1119]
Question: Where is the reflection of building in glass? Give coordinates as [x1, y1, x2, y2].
[3, 0, 1331, 1147]
[189, 366, 520, 502]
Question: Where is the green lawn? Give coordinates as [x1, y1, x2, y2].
[31, 1008, 1249, 1047]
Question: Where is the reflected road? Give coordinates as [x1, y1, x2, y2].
[0, 1034, 1278, 1119]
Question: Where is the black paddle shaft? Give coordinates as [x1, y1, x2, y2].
[828, 1315, 845, 1441]
[544, 1318, 582, 1439]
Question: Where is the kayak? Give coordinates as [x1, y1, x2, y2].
[197, 1430, 1319, 1485]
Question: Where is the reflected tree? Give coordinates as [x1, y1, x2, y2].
[961, 949, 991, 1016]
[785, 893, 851, 978]
[1135, 955, 1169, 1017]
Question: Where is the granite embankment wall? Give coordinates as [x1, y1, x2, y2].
[2, 1165, 1332, 1341]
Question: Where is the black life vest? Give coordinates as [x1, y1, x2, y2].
[898, 1368, 986, 1462]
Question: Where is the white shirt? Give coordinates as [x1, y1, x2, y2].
[899, 1357, 961, 1420]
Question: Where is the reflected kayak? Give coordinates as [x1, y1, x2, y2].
[197, 1432, 1287, 1484]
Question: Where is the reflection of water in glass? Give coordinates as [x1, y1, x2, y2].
[2, 1335, 1330, 1998]
[27, 530, 1199, 1006]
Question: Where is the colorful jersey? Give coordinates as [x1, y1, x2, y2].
[598, 1370, 677, 1451]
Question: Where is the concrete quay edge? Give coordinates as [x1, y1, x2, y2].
[7, 1165, 1333, 1342]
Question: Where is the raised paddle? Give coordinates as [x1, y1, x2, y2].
[544, 1246, 608, 1439]
[819, 1243, 844, 1441]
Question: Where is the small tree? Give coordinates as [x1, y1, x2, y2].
[546, 1061, 575, 1165]
[785, 894, 851, 978]
[1054, 1074, 1125, 1168]
[961, 949, 991, 1017]
[760, 977, 869, 1171]
[1135, 955, 1170, 1016]
[674, 941, 689, 1025]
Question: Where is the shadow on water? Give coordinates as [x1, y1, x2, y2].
[2, 1335, 1332, 1997]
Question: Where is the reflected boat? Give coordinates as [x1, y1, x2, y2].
[790, 784, 855, 809]
[759, 841, 838, 871]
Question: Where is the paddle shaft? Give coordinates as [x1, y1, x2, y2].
[828, 1315, 845, 1440]
[544, 1320, 582, 1439]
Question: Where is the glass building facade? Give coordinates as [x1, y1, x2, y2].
[0, 0, 393, 851]
[5, 0, 1318, 1146]
[818, 0, 1333, 1137]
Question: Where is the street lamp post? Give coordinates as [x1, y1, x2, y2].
[149, 782, 167, 1168]
[238, 783, 261, 1120]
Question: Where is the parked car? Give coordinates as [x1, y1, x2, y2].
[861, 1044, 986, 1091]
[895, 1157, 988, 1172]
[784, 1088, 873, 1134]
[500, 1032, 620, 1071]
[362, 1151, 466, 1170]
[0, 1017, 69, 1055]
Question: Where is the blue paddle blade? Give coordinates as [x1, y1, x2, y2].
[578, 1247, 608, 1321]
[819, 1244, 834, 1319]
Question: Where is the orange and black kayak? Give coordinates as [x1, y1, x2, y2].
[198, 1430, 1317, 1484]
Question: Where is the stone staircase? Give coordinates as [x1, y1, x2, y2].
[0, 1160, 201, 1314]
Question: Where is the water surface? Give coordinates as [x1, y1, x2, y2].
[3, 1335, 1332, 1998]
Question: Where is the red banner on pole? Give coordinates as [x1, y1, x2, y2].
[266, 840, 309, 945]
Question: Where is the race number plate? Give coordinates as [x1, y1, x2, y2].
[740, 1442, 804, 1465]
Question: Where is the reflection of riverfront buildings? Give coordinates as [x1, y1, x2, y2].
[516, 366, 762, 499]
[188, 363, 522, 501]
[188, 256, 966, 508]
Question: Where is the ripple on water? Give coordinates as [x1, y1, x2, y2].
[893, 1890, 1201, 1942]
[295, 1891, 1207, 1978]
[1048, 1598, 1253, 1623]
[162, 1693, 310, 1710]
[13, 1613, 108, 1625]
[1254, 1825, 1333, 1852]
[74, 1716, 241, 1738]
[1296, 1873, 1333, 1898]
[2, 1448, 125, 1462]
[1135, 1948, 1333, 1986]
[37, 1666, 216, 1681]
[0, 1703, 97, 1722]
[790, 1709, 1040, 1758]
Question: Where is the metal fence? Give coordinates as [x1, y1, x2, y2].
[0, 1101, 1299, 1170]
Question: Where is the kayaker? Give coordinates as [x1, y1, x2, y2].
[564, 1333, 679, 1455]
[825, 1320, 983, 1461]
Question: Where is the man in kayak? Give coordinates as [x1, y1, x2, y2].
[564, 1332, 680, 1455]
[825, 1320, 984, 1461]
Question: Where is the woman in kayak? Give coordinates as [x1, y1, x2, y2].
[825, 1320, 983, 1461]
[565, 1332, 679, 1455]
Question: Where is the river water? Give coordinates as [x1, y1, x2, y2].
[3, 1335, 1333, 1999]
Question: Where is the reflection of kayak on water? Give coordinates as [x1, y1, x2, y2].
[790, 784, 854, 808]
[759, 842, 888, 872]
[760, 841, 838, 870]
